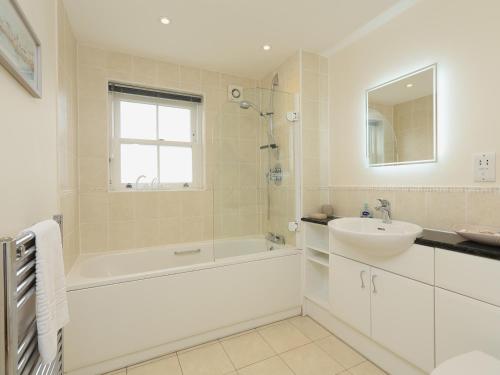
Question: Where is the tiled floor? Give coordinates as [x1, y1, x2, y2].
[105, 316, 387, 375]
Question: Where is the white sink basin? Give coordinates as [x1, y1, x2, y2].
[328, 217, 423, 256]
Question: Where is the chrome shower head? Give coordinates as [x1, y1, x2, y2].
[239, 100, 258, 111]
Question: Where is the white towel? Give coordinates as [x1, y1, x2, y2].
[29, 219, 70, 363]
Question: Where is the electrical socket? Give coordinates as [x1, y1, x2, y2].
[474, 152, 496, 182]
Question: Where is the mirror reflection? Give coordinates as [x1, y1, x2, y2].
[367, 65, 436, 166]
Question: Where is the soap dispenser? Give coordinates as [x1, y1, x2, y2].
[360, 203, 373, 218]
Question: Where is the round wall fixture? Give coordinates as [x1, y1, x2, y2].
[228, 84, 243, 102]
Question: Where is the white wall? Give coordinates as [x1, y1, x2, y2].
[0, 0, 59, 236]
[329, 0, 500, 187]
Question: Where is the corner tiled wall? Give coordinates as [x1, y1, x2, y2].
[301, 51, 330, 216]
[329, 187, 500, 232]
[77, 44, 259, 252]
[57, 1, 79, 271]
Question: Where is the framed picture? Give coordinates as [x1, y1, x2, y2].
[0, 0, 41, 97]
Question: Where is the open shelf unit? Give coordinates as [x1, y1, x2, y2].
[304, 222, 330, 308]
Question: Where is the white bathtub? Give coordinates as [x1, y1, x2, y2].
[64, 237, 302, 374]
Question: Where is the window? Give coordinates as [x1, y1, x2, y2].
[109, 83, 203, 190]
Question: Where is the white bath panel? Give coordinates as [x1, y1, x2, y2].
[64, 252, 301, 374]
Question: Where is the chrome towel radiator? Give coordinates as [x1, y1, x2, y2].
[1, 215, 64, 375]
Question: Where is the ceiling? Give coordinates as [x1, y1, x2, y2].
[63, 0, 403, 79]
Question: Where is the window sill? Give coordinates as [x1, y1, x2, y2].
[108, 187, 207, 193]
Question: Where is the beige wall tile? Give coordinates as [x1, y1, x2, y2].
[158, 218, 182, 244]
[392, 191, 426, 226]
[79, 157, 108, 191]
[157, 61, 180, 88]
[76, 45, 297, 252]
[109, 193, 135, 221]
[135, 192, 160, 219]
[132, 57, 158, 85]
[134, 219, 160, 248]
[80, 193, 108, 223]
[80, 222, 108, 252]
[466, 192, 500, 227]
[426, 192, 466, 231]
[108, 221, 135, 251]
[158, 192, 183, 218]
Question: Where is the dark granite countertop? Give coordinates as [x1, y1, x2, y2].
[301, 217, 500, 261]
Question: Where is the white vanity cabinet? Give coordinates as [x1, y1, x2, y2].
[330, 254, 435, 372]
[435, 248, 500, 366]
[370, 268, 434, 371]
[303, 220, 500, 375]
[330, 255, 371, 336]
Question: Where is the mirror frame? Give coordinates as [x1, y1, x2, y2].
[365, 64, 437, 167]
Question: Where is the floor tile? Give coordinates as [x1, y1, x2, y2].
[288, 316, 330, 341]
[280, 343, 345, 375]
[127, 354, 182, 375]
[237, 356, 294, 375]
[316, 335, 365, 368]
[258, 321, 311, 353]
[178, 341, 235, 375]
[349, 361, 387, 375]
[103, 370, 126, 375]
[220, 331, 275, 368]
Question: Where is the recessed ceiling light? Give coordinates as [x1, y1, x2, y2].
[406, 83, 414, 88]
[263, 45, 271, 51]
[160, 17, 171, 25]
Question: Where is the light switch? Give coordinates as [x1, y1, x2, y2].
[474, 152, 496, 182]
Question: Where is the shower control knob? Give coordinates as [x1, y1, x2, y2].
[286, 112, 299, 122]
[288, 221, 299, 232]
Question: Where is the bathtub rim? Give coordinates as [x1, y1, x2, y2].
[66, 245, 301, 291]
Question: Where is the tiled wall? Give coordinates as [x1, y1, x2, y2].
[77, 44, 262, 252]
[57, 1, 79, 270]
[212, 96, 263, 239]
[329, 187, 500, 232]
[300, 52, 329, 216]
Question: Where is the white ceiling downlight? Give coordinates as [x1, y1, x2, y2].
[160, 17, 171, 25]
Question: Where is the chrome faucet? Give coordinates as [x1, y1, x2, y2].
[150, 177, 159, 189]
[375, 199, 392, 224]
[266, 232, 285, 245]
[135, 175, 146, 189]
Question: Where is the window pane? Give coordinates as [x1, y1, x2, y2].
[159, 146, 193, 183]
[120, 144, 157, 183]
[120, 101, 156, 140]
[158, 106, 192, 142]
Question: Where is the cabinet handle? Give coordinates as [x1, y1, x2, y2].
[360, 270, 366, 289]
[372, 274, 377, 294]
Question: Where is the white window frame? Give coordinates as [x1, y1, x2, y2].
[109, 91, 204, 191]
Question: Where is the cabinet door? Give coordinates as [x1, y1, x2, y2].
[435, 287, 500, 366]
[330, 255, 371, 336]
[371, 268, 434, 372]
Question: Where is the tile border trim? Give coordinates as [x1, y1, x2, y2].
[329, 185, 500, 193]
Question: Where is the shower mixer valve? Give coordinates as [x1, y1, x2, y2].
[268, 164, 283, 185]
